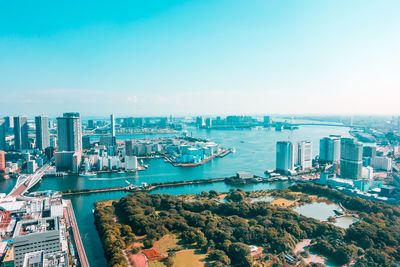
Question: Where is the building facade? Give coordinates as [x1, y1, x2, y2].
[319, 135, 341, 162]
[340, 138, 363, 180]
[297, 141, 312, 170]
[13, 218, 62, 267]
[56, 113, 82, 152]
[0, 119, 6, 150]
[14, 116, 29, 150]
[276, 141, 294, 173]
[35, 116, 50, 150]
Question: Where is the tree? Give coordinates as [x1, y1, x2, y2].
[208, 249, 231, 265]
[228, 242, 252, 266]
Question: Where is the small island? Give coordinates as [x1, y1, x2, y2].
[94, 183, 400, 267]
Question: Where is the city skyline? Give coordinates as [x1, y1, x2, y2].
[1, 0, 399, 116]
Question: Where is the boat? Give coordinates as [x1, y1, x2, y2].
[117, 170, 125, 174]
[79, 172, 97, 177]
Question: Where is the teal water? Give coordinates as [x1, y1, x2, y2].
[1, 125, 350, 267]
[293, 202, 357, 228]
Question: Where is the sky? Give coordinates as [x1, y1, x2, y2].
[0, 0, 399, 117]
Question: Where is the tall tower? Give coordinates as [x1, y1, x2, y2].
[35, 116, 50, 150]
[3, 116, 13, 133]
[14, 116, 29, 150]
[298, 141, 312, 170]
[0, 119, 6, 150]
[276, 141, 294, 173]
[340, 138, 363, 180]
[110, 114, 115, 137]
[56, 113, 82, 152]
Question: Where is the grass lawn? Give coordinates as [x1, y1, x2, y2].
[271, 198, 296, 207]
[153, 234, 182, 254]
[173, 249, 207, 267]
[149, 261, 166, 267]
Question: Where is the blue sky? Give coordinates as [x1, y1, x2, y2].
[0, 0, 399, 116]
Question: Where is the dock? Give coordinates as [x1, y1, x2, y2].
[64, 199, 90, 267]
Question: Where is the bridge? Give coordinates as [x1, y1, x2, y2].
[8, 163, 51, 197]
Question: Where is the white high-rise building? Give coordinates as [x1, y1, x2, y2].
[276, 141, 294, 173]
[56, 113, 82, 152]
[110, 114, 115, 137]
[371, 156, 392, 171]
[125, 155, 138, 171]
[298, 141, 312, 170]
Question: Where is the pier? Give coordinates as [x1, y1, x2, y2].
[64, 199, 90, 267]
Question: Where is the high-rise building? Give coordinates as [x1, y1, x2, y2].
[205, 118, 212, 129]
[13, 116, 29, 150]
[82, 135, 91, 150]
[0, 151, 5, 171]
[35, 116, 50, 150]
[196, 116, 205, 126]
[276, 141, 294, 173]
[3, 116, 13, 132]
[0, 119, 6, 150]
[319, 135, 341, 162]
[125, 140, 133, 156]
[110, 114, 115, 137]
[263, 116, 272, 126]
[88, 119, 95, 129]
[56, 113, 82, 152]
[340, 138, 363, 180]
[134, 117, 144, 127]
[125, 155, 138, 171]
[298, 141, 312, 170]
[363, 146, 376, 159]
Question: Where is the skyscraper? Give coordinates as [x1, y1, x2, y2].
[125, 140, 133, 156]
[263, 116, 272, 126]
[298, 141, 312, 170]
[3, 116, 13, 133]
[0, 119, 6, 150]
[110, 114, 115, 137]
[56, 113, 82, 152]
[276, 141, 294, 173]
[340, 138, 363, 180]
[319, 135, 341, 162]
[14, 116, 29, 150]
[35, 116, 50, 150]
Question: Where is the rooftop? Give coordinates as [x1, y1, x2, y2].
[13, 217, 59, 238]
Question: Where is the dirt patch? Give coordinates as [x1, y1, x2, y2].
[173, 249, 207, 267]
[128, 252, 147, 267]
